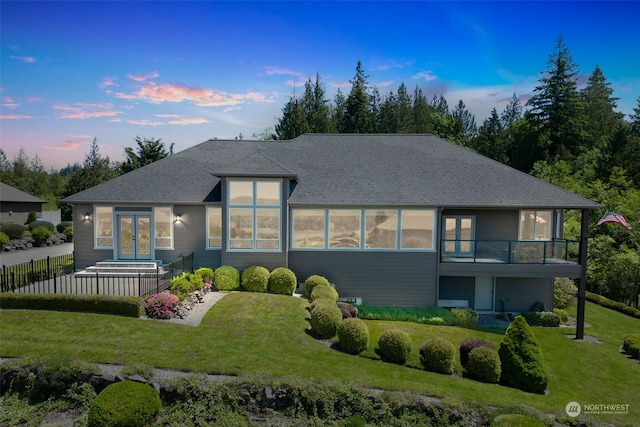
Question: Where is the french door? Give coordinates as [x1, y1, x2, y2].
[443, 216, 475, 256]
[118, 215, 151, 260]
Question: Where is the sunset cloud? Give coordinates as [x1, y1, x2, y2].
[11, 55, 36, 63]
[126, 119, 164, 126]
[128, 71, 159, 82]
[155, 114, 181, 118]
[0, 114, 31, 119]
[42, 139, 88, 151]
[1, 96, 19, 109]
[168, 117, 210, 125]
[99, 77, 119, 88]
[54, 103, 121, 119]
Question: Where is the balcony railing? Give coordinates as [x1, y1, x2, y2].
[440, 239, 579, 264]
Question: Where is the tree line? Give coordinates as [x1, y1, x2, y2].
[1, 36, 637, 306]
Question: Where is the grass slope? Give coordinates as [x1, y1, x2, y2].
[1, 293, 638, 425]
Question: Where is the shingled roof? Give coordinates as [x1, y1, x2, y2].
[0, 182, 45, 203]
[62, 134, 600, 209]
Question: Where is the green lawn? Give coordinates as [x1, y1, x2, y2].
[1, 293, 639, 425]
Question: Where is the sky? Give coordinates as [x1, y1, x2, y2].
[1, 1, 639, 171]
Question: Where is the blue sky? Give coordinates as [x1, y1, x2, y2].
[1, 1, 639, 170]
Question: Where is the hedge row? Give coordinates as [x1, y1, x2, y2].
[585, 291, 640, 319]
[623, 333, 640, 360]
[0, 293, 144, 317]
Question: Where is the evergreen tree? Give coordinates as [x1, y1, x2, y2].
[331, 88, 347, 132]
[378, 91, 398, 133]
[431, 94, 449, 115]
[341, 60, 374, 133]
[500, 93, 523, 128]
[396, 83, 414, 133]
[307, 74, 333, 133]
[526, 36, 586, 161]
[275, 95, 310, 140]
[582, 65, 623, 151]
[451, 99, 477, 145]
[472, 108, 506, 162]
[118, 137, 173, 174]
[370, 87, 383, 133]
[629, 96, 640, 135]
[412, 87, 433, 134]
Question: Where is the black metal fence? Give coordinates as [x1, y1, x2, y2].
[0, 252, 194, 297]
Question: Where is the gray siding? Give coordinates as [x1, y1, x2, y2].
[439, 276, 475, 308]
[442, 209, 518, 240]
[289, 251, 438, 307]
[495, 277, 553, 313]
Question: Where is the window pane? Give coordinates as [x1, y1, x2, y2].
[229, 181, 253, 205]
[535, 210, 551, 240]
[292, 209, 325, 248]
[96, 207, 113, 247]
[365, 210, 397, 248]
[519, 210, 552, 241]
[401, 210, 434, 249]
[256, 181, 280, 205]
[519, 210, 535, 240]
[460, 218, 472, 252]
[229, 208, 253, 241]
[444, 217, 456, 252]
[256, 208, 279, 241]
[208, 207, 222, 248]
[329, 210, 360, 248]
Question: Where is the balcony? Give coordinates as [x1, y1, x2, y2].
[440, 239, 580, 265]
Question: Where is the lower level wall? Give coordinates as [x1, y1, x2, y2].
[495, 277, 553, 313]
[288, 251, 438, 307]
[439, 276, 475, 308]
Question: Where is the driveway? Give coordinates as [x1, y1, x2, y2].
[0, 243, 74, 267]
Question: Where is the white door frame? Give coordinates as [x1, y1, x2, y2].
[475, 276, 495, 311]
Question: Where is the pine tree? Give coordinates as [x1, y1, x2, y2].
[378, 91, 398, 133]
[331, 88, 347, 133]
[526, 35, 586, 161]
[412, 87, 433, 134]
[302, 74, 333, 133]
[275, 95, 310, 140]
[119, 137, 173, 174]
[341, 60, 374, 133]
[631, 96, 640, 135]
[472, 108, 506, 162]
[396, 83, 414, 133]
[582, 65, 623, 151]
[500, 93, 523, 128]
[451, 100, 477, 145]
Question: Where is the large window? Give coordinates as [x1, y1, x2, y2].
[228, 179, 281, 250]
[154, 207, 173, 249]
[291, 208, 435, 250]
[207, 207, 222, 248]
[95, 206, 114, 248]
[519, 210, 552, 241]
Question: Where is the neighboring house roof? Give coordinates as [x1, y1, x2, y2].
[62, 134, 601, 209]
[0, 182, 45, 203]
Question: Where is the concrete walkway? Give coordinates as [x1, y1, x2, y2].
[0, 243, 74, 267]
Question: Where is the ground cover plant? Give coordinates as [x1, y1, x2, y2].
[1, 294, 639, 425]
[355, 304, 458, 326]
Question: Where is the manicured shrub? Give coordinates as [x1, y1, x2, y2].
[466, 347, 501, 383]
[0, 231, 9, 246]
[491, 414, 545, 427]
[56, 221, 74, 233]
[87, 380, 161, 427]
[0, 223, 25, 239]
[521, 311, 560, 327]
[623, 333, 640, 359]
[451, 308, 478, 328]
[31, 226, 52, 240]
[498, 315, 550, 394]
[304, 275, 330, 299]
[355, 305, 458, 326]
[268, 267, 297, 295]
[309, 298, 335, 312]
[215, 265, 240, 291]
[241, 265, 270, 292]
[586, 291, 640, 319]
[0, 293, 143, 317]
[26, 211, 36, 224]
[459, 338, 494, 368]
[419, 337, 455, 374]
[337, 318, 369, 354]
[309, 283, 339, 303]
[310, 303, 342, 339]
[337, 301, 358, 318]
[63, 226, 73, 239]
[554, 277, 577, 309]
[145, 292, 180, 319]
[170, 272, 201, 295]
[553, 308, 569, 323]
[28, 220, 55, 232]
[377, 329, 412, 365]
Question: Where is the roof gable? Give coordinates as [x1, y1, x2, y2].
[0, 182, 45, 203]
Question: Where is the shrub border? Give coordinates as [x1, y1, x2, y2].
[0, 293, 143, 317]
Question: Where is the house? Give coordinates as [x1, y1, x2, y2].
[62, 134, 600, 312]
[0, 182, 45, 225]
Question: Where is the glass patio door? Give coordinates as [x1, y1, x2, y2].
[118, 215, 151, 260]
[443, 216, 474, 256]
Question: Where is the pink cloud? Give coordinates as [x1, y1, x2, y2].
[99, 77, 119, 88]
[1, 97, 18, 109]
[54, 103, 121, 119]
[42, 139, 88, 151]
[129, 82, 269, 107]
[128, 71, 160, 82]
[0, 114, 31, 119]
[155, 114, 181, 118]
[126, 119, 164, 126]
[11, 55, 36, 63]
[168, 117, 210, 125]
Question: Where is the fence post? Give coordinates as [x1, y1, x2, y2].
[11, 271, 15, 292]
[156, 266, 160, 294]
[96, 272, 100, 295]
[47, 256, 51, 279]
[53, 270, 57, 294]
[138, 273, 142, 297]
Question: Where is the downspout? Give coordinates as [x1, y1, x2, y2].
[576, 208, 589, 340]
[435, 207, 443, 306]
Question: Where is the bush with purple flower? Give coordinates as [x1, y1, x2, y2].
[145, 292, 180, 319]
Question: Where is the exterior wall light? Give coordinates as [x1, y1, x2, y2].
[83, 212, 91, 221]
[175, 213, 182, 222]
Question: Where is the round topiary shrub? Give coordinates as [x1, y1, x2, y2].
[304, 275, 330, 299]
[214, 265, 240, 291]
[309, 284, 339, 303]
[554, 277, 577, 309]
[377, 329, 412, 365]
[87, 380, 161, 427]
[56, 221, 74, 233]
[0, 223, 25, 240]
[498, 315, 550, 394]
[145, 292, 180, 319]
[309, 298, 335, 312]
[28, 220, 55, 232]
[310, 303, 342, 339]
[466, 346, 501, 383]
[337, 318, 369, 354]
[459, 338, 494, 368]
[195, 267, 215, 285]
[169, 272, 201, 295]
[268, 267, 297, 295]
[419, 337, 455, 374]
[241, 265, 270, 292]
